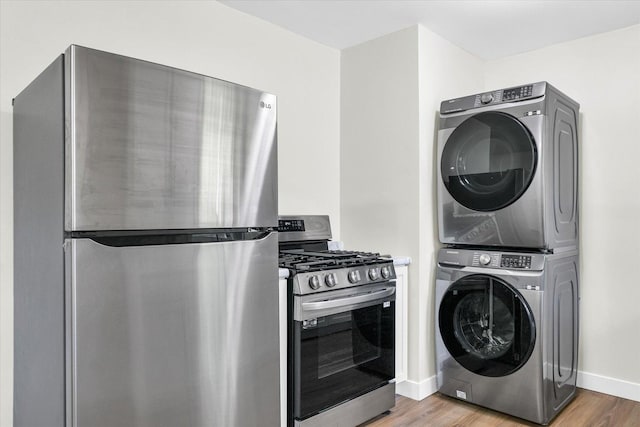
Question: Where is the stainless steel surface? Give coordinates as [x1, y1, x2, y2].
[13, 55, 66, 427]
[437, 82, 579, 250]
[278, 215, 331, 242]
[301, 287, 395, 311]
[294, 382, 395, 427]
[435, 247, 579, 424]
[14, 45, 280, 427]
[294, 282, 396, 321]
[441, 82, 547, 114]
[65, 45, 277, 231]
[291, 262, 395, 295]
[68, 234, 280, 427]
[437, 248, 546, 273]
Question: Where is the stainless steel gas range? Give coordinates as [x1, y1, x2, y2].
[279, 215, 396, 427]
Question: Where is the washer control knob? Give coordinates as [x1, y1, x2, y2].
[325, 273, 337, 287]
[479, 254, 492, 265]
[348, 270, 361, 284]
[480, 93, 494, 104]
[368, 268, 380, 281]
[380, 266, 391, 279]
[308, 275, 321, 290]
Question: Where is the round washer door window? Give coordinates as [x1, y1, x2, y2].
[441, 111, 537, 212]
[439, 274, 535, 377]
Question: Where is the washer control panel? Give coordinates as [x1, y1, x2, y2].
[500, 254, 532, 269]
[471, 252, 499, 267]
[438, 248, 547, 271]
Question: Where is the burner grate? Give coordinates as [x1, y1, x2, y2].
[278, 249, 391, 273]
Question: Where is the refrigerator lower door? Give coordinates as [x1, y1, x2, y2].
[66, 233, 279, 427]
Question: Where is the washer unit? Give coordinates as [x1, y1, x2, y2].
[435, 247, 579, 424]
[437, 82, 579, 250]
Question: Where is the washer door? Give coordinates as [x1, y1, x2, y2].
[439, 274, 535, 377]
[441, 111, 537, 212]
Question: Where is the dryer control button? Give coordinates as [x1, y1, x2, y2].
[480, 93, 494, 104]
[479, 254, 491, 265]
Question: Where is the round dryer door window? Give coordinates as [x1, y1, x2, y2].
[439, 274, 535, 377]
[441, 111, 537, 212]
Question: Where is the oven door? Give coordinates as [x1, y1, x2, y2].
[292, 283, 395, 421]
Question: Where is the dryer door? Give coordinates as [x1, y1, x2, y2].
[439, 274, 535, 377]
[441, 111, 537, 212]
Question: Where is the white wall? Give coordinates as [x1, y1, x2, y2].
[341, 25, 422, 388]
[0, 2, 340, 425]
[340, 25, 483, 395]
[484, 24, 640, 396]
[416, 25, 484, 384]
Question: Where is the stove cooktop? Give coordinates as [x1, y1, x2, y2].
[279, 249, 395, 295]
[279, 250, 387, 273]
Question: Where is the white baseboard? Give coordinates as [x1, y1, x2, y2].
[396, 376, 437, 401]
[396, 371, 639, 403]
[577, 370, 640, 402]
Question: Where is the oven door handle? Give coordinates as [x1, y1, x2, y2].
[302, 287, 395, 311]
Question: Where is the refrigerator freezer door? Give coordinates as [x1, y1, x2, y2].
[65, 45, 277, 231]
[67, 234, 280, 427]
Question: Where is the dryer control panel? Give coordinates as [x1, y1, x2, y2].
[440, 81, 546, 114]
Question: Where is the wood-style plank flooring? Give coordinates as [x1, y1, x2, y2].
[360, 389, 640, 426]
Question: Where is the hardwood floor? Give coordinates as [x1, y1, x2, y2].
[360, 389, 640, 426]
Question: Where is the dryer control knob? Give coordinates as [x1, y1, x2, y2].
[479, 254, 491, 265]
[480, 93, 494, 104]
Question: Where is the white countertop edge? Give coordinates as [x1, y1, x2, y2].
[393, 257, 412, 266]
[278, 268, 290, 279]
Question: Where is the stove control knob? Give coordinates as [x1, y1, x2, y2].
[368, 268, 380, 281]
[308, 275, 321, 290]
[325, 273, 337, 287]
[479, 254, 491, 265]
[380, 266, 391, 279]
[348, 270, 361, 284]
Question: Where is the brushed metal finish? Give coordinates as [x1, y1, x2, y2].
[440, 81, 547, 114]
[68, 234, 280, 427]
[437, 82, 579, 250]
[65, 45, 277, 231]
[437, 248, 546, 273]
[292, 262, 395, 295]
[278, 215, 331, 242]
[13, 55, 66, 427]
[301, 287, 395, 312]
[295, 382, 395, 427]
[437, 111, 545, 249]
[294, 282, 396, 321]
[435, 248, 579, 424]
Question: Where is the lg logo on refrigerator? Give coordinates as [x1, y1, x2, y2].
[259, 101, 272, 109]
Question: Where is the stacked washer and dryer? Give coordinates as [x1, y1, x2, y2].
[435, 82, 580, 424]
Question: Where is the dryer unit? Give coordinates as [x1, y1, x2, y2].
[435, 247, 579, 425]
[437, 82, 579, 250]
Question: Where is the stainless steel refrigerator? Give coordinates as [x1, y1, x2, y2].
[13, 45, 279, 427]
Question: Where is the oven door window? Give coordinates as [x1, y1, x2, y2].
[294, 301, 395, 420]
